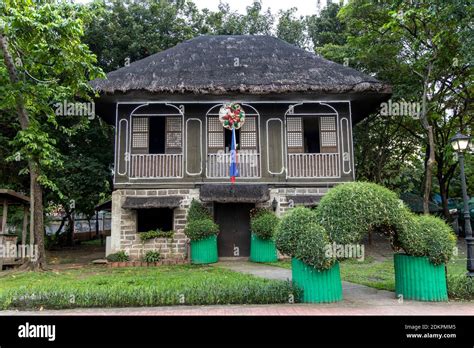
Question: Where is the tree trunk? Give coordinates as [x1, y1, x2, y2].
[419, 65, 435, 215]
[423, 125, 436, 214]
[439, 178, 451, 220]
[0, 32, 47, 269]
[30, 164, 46, 269]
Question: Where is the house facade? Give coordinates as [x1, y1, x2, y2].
[92, 35, 391, 260]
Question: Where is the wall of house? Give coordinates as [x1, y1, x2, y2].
[109, 185, 331, 259]
[112, 101, 355, 188]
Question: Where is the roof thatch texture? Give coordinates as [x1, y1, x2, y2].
[200, 184, 269, 203]
[91, 35, 391, 96]
[122, 196, 183, 209]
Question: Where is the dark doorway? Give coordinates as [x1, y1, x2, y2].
[214, 203, 253, 257]
[149, 117, 165, 154]
[137, 208, 173, 232]
[303, 117, 320, 153]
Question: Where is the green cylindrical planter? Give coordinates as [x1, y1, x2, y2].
[291, 258, 343, 303]
[190, 235, 218, 264]
[394, 254, 448, 302]
[250, 234, 277, 262]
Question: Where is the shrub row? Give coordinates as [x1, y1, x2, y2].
[0, 280, 300, 309]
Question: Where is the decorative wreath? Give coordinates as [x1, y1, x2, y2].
[218, 103, 245, 130]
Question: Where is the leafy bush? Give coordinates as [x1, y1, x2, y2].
[184, 218, 219, 241]
[315, 182, 409, 246]
[447, 273, 474, 300]
[142, 250, 162, 263]
[139, 229, 174, 242]
[294, 222, 335, 270]
[251, 211, 279, 240]
[275, 207, 317, 257]
[398, 214, 457, 265]
[0, 267, 301, 309]
[106, 251, 129, 262]
[187, 199, 211, 222]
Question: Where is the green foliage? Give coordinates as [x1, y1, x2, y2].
[250, 211, 279, 240]
[316, 182, 456, 264]
[142, 250, 162, 263]
[398, 214, 457, 265]
[106, 251, 129, 262]
[275, 206, 317, 257]
[447, 274, 474, 301]
[184, 218, 219, 241]
[276, 8, 307, 48]
[139, 230, 175, 242]
[0, 266, 300, 309]
[294, 222, 335, 270]
[307, 2, 346, 48]
[315, 182, 410, 246]
[186, 199, 211, 222]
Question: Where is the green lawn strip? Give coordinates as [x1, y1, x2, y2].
[265, 256, 473, 300]
[0, 265, 299, 309]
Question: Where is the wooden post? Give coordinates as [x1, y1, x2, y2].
[1, 200, 8, 234]
[22, 206, 28, 246]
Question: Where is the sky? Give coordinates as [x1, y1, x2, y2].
[73, 0, 338, 16]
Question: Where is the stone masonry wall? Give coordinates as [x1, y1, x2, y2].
[109, 186, 331, 260]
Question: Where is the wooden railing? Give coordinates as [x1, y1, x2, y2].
[130, 154, 183, 178]
[207, 152, 260, 178]
[287, 153, 340, 178]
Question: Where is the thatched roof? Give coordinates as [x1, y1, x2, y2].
[122, 196, 183, 209]
[91, 35, 391, 96]
[200, 184, 269, 203]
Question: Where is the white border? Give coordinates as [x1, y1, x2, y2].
[204, 103, 262, 179]
[266, 118, 285, 175]
[185, 118, 203, 176]
[284, 102, 342, 179]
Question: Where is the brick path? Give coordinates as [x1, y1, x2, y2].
[1, 261, 473, 315]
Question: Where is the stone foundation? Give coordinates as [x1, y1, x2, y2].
[109, 186, 331, 260]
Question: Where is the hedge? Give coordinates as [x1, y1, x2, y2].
[315, 182, 409, 246]
[184, 218, 219, 241]
[275, 206, 317, 257]
[250, 210, 279, 240]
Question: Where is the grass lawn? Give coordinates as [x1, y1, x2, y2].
[0, 265, 298, 310]
[265, 255, 473, 300]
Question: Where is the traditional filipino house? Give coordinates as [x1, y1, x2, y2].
[92, 35, 391, 260]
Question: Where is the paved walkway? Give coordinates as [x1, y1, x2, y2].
[1, 261, 473, 315]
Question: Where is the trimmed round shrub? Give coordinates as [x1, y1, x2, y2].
[275, 206, 317, 257]
[294, 222, 335, 270]
[184, 218, 219, 241]
[187, 199, 212, 222]
[315, 182, 409, 246]
[398, 214, 457, 265]
[251, 211, 280, 240]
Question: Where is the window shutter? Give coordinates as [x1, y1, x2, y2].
[286, 117, 303, 153]
[165, 117, 182, 153]
[320, 116, 337, 152]
[240, 116, 257, 150]
[207, 117, 224, 152]
[132, 117, 149, 152]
